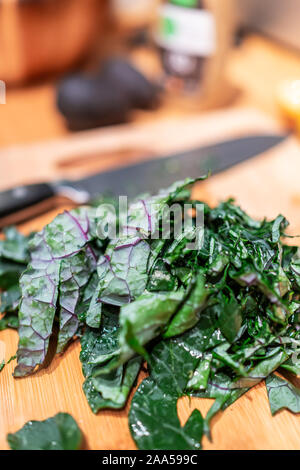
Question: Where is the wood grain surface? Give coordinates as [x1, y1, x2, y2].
[1, 108, 300, 450]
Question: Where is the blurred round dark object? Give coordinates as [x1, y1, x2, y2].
[100, 58, 161, 110]
[57, 75, 131, 131]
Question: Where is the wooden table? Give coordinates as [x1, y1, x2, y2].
[1, 35, 300, 451]
[1, 105, 300, 449]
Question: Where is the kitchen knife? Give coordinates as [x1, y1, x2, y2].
[0, 134, 286, 220]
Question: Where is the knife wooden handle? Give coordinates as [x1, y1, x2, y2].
[0, 183, 55, 219]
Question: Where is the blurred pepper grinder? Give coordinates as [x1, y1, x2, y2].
[154, 0, 236, 109]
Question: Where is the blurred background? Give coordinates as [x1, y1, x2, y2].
[2, 0, 300, 144]
[1, 0, 300, 216]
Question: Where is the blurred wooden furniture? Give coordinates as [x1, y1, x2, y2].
[0, 0, 107, 85]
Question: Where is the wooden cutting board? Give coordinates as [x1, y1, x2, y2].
[1, 108, 300, 450]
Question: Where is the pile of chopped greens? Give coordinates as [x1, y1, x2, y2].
[1, 177, 300, 450]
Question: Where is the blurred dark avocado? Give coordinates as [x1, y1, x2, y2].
[100, 58, 160, 110]
[56, 58, 161, 131]
[57, 75, 130, 131]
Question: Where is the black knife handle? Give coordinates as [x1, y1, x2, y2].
[0, 183, 55, 219]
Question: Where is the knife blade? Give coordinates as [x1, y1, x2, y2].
[0, 134, 286, 220]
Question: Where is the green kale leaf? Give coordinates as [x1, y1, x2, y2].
[7, 413, 82, 450]
[80, 310, 141, 413]
[266, 373, 300, 415]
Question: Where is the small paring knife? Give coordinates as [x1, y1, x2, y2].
[0, 134, 286, 224]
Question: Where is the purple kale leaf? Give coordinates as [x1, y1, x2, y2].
[57, 247, 97, 353]
[14, 207, 98, 377]
[88, 178, 204, 317]
[96, 236, 150, 307]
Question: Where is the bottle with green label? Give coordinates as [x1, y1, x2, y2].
[155, 0, 236, 108]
